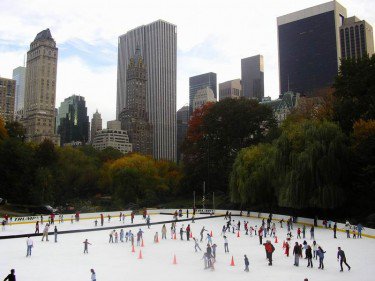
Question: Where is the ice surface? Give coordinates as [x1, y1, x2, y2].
[1, 214, 374, 281]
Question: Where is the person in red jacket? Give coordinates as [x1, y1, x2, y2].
[263, 240, 275, 266]
[285, 241, 290, 257]
[297, 228, 301, 239]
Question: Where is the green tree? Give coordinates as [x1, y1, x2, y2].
[5, 121, 26, 141]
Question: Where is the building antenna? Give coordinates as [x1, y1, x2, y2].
[23, 54, 26, 67]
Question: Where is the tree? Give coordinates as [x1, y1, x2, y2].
[0, 117, 8, 140]
[182, 98, 277, 194]
[333, 55, 375, 133]
[5, 121, 26, 141]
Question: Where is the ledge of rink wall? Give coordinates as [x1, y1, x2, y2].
[2, 209, 375, 239]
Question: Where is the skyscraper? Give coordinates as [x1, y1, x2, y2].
[339, 16, 374, 60]
[12, 66, 26, 120]
[24, 28, 59, 144]
[90, 109, 102, 143]
[57, 95, 89, 146]
[119, 47, 153, 156]
[192, 87, 216, 112]
[0, 77, 15, 122]
[277, 1, 347, 96]
[117, 20, 177, 161]
[219, 79, 242, 101]
[176, 105, 189, 163]
[189, 72, 217, 114]
[241, 55, 264, 101]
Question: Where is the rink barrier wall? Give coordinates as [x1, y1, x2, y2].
[3, 209, 375, 239]
[0, 213, 224, 240]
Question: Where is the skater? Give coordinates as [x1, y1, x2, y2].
[244, 255, 249, 272]
[40, 215, 44, 225]
[263, 240, 275, 266]
[221, 225, 226, 236]
[206, 244, 212, 267]
[54, 226, 58, 242]
[194, 237, 202, 252]
[317, 246, 326, 269]
[114, 230, 118, 243]
[285, 241, 290, 257]
[146, 215, 151, 229]
[337, 247, 351, 272]
[223, 235, 229, 253]
[205, 233, 212, 245]
[137, 229, 144, 246]
[297, 227, 301, 239]
[200, 227, 206, 242]
[357, 223, 364, 238]
[120, 229, 124, 242]
[100, 214, 104, 226]
[202, 252, 209, 269]
[26, 236, 33, 257]
[154, 232, 159, 243]
[90, 269, 96, 281]
[94, 219, 98, 227]
[225, 211, 229, 220]
[312, 241, 318, 259]
[35, 221, 39, 234]
[83, 239, 91, 254]
[108, 214, 111, 223]
[258, 226, 263, 245]
[109, 230, 114, 243]
[306, 245, 313, 268]
[333, 222, 337, 238]
[3, 269, 16, 281]
[345, 221, 351, 238]
[161, 224, 167, 239]
[180, 226, 185, 240]
[131, 212, 135, 223]
[212, 243, 217, 258]
[186, 209, 189, 218]
[302, 225, 306, 239]
[310, 226, 315, 240]
[186, 224, 191, 241]
[41, 223, 49, 241]
[279, 218, 284, 228]
[293, 242, 301, 266]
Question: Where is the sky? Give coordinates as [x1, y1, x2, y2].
[0, 0, 374, 125]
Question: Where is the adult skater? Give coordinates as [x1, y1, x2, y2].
[131, 212, 135, 224]
[180, 226, 185, 240]
[225, 211, 229, 220]
[193, 237, 202, 252]
[90, 269, 96, 281]
[146, 215, 151, 229]
[333, 222, 337, 238]
[284, 241, 290, 257]
[312, 241, 318, 259]
[186, 209, 189, 218]
[83, 239, 91, 254]
[279, 218, 284, 228]
[223, 235, 229, 253]
[41, 223, 50, 241]
[263, 240, 275, 266]
[161, 224, 167, 239]
[337, 247, 351, 272]
[137, 229, 144, 246]
[302, 225, 306, 239]
[154, 232, 159, 243]
[297, 227, 301, 239]
[3, 269, 16, 281]
[306, 245, 313, 268]
[317, 246, 326, 269]
[212, 243, 217, 258]
[293, 242, 301, 266]
[206, 233, 212, 245]
[200, 227, 206, 242]
[186, 224, 191, 241]
[26, 236, 33, 257]
[357, 223, 364, 238]
[206, 244, 212, 268]
[35, 221, 39, 234]
[54, 226, 58, 243]
[310, 226, 315, 240]
[258, 226, 263, 245]
[120, 229, 124, 242]
[244, 255, 249, 272]
[345, 221, 351, 238]
[221, 225, 226, 236]
[100, 214, 104, 226]
[109, 230, 114, 243]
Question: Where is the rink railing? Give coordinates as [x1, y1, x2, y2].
[2, 209, 375, 239]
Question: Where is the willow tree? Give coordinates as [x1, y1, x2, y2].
[276, 119, 350, 209]
[229, 143, 277, 208]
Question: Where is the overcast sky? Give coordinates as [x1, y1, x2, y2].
[0, 0, 374, 125]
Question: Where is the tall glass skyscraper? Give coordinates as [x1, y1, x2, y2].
[117, 20, 177, 161]
[57, 95, 89, 146]
[12, 66, 26, 119]
[241, 55, 264, 101]
[277, 1, 347, 96]
[189, 72, 217, 114]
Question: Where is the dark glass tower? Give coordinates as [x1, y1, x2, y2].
[277, 1, 347, 96]
[57, 95, 89, 146]
[189, 72, 217, 114]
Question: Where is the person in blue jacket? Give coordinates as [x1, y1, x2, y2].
[357, 223, 364, 238]
[317, 246, 326, 269]
[244, 255, 249, 272]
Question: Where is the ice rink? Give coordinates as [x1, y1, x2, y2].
[1, 213, 374, 281]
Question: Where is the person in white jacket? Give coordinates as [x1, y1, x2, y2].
[41, 224, 50, 241]
[90, 269, 96, 281]
[345, 221, 351, 238]
[26, 236, 33, 257]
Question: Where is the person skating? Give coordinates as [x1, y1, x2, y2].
[83, 239, 91, 254]
[202, 252, 209, 269]
[212, 243, 217, 258]
[337, 247, 351, 272]
[310, 226, 315, 240]
[26, 236, 33, 257]
[206, 233, 212, 245]
[317, 246, 326, 269]
[154, 232, 159, 243]
[285, 241, 290, 257]
[114, 230, 118, 243]
[312, 241, 318, 260]
[186, 209, 189, 218]
[35, 221, 39, 234]
[306, 245, 313, 268]
[206, 244, 212, 267]
[357, 223, 364, 238]
[90, 269, 96, 281]
[3, 269, 16, 281]
[146, 215, 151, 229]
[41, 223, 50, 241]
[223, 235, 229, 253]
[244, 255, 249, 272]
[297, 227, 301, 239]
[180, 226, 185, 240]
[100, 214, 104, 226]
[302, 225, 306, 239]
[109, 230, 114, 243]
[131, 212, 135, 224]
[345, 221, 351, 238]
[333, 222, 337, 238]
[279, 218, 284, 228]
[120, 229, 124, 242]
[193, 237, 202, 252]
[186, 224, 191, 241]
[54, 226, 58, 243]
[137, 229, 144, 246]
[200, 227, 206, 242]
[258, 226, 263, 245]
[263, 240, 275, 266]
[293, 242, 301, 266]
[225, 211, 229, 220]
[94, 219, 98, 227]
[161, 224, 167, 239]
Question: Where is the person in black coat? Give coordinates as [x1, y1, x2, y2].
[293, 242, 301, 266]
[3, 269, 16, 281]
[306, 245, 313, 268]
[337, 247, 351, 272]
[244, 255, 249, 272]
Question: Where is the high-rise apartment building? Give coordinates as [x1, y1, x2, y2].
[192, 87, 216, 112]
[119, 47, 153, 156]
[117, 20, 177, 161]
[0, 77, 15, 122]
[176, 105, 189, 163]
[57, 95, 89, 146]
[189, 72, 217, 114]
[90, 109, 102, 143]
[24, 28, 59, 144]
[241, 55, 264, 101]
[12, 66, 26, 120]
[340, 16, 374, 60]
[277, 1, 347, 96]
[219, 79, 242, 101]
